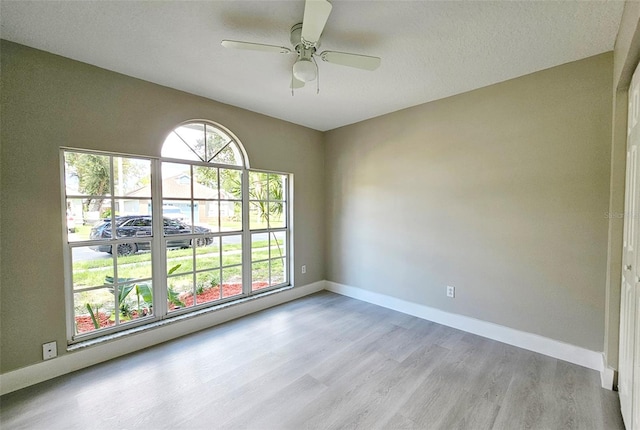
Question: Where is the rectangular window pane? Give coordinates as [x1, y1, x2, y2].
[220, 169, 242, 199]
[163, 216, 193, 241]
[113, 157, 151, 197]
[270, 231, 287, 258]
[249, 171, 268, 197]
[193, 166, 219, 199]
[66, 198, 87, 241]
[249, 201, 269, 230]
[116, 245, 152, 280]
[72, 247, 114, 290]
[88, 219, 113, 242]
[270, 257, 286, 286]
[117, 282, 153, 323]
[222, 267, 242, 298]
[251, 232, 269, 262]
[196, 237, 220, 270]
[167, 274, 194, 311]
[114, 212, 153, 240]
[268, 173, 285, 201]
[252, 261, 269, 291]
[221, 201, 242, 232]
[269, 202, 286, 228]
[195, 270, 221, 305]
[74, 288, 115, 335]
[64, 152, 111, 197]
[163, 200, 191, 225]
[162, 163, 192, 198]
[194, 200, 219, 232]
[166, 246, 193, 276]
[222, 235, 242, 267]
[113, 198, 151, 218]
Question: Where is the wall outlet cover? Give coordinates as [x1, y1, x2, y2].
[43, 341, 57, 360]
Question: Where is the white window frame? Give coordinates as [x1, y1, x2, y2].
[61, 149, 159, 341]
[61, 121, 292, 343]
[248, 171, 290, 292]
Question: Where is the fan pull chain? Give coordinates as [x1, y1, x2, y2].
[313, 56, 320, 94]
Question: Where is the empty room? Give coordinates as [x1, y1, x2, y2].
[1, 0, 640, 429]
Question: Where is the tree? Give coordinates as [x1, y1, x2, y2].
[65, 152, 110, 212]
[65, 152, 149, 214]
[250, 173, 285, 261]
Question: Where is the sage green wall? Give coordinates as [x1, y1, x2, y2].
[0, 40, 325, 373]
[325, 53, 613, 351]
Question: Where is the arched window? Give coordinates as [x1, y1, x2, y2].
[161, 121, 247, 167]
[160, 120, 289, 316]
[62, 120, 289, 342]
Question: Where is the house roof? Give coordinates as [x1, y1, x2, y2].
[127, 173, 235, 200]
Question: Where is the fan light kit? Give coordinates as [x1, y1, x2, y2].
[221, 0, 381, 94]
[293, 58, 317, 82]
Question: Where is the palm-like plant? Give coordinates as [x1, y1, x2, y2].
[251, 174, 285, 261]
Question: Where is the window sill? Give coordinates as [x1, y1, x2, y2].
[68, 285, 293, 352]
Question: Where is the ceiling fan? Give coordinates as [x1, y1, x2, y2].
[221, 0, 381, 93]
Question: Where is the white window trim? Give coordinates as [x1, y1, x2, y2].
[61, 121, 292, 344]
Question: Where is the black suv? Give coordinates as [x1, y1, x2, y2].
[90, 216, 212, 256]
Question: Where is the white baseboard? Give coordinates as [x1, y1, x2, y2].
[0, 281, 324, 396]
[1, 280, 613, 396]
[326, 281, 607, 379]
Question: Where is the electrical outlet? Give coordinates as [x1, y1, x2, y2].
[446, 286, 455, 298]
[301, 265, 307, 274]
[43, 341, 57, 360]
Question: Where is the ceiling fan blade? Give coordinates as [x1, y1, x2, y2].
[319, 51, 381, 71]
[301, 0, 332, 45]
[221, 40, 292, 54]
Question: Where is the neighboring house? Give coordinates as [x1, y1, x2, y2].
[125, 173, 236, 224]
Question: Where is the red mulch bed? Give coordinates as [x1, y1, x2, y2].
[76, 282, 272, 333]
[76, 312, 115, 333]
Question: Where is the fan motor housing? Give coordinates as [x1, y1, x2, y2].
[290, 23, 319, 52]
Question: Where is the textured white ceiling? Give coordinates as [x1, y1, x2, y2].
[0, 0, 624, 131]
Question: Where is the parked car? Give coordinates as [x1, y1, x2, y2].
[90, 216, 212, 256]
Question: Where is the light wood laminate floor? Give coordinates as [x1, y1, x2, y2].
[0, 291, 624, 429]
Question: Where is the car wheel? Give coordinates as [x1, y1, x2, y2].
[192, 237, 207, 247]
[117, 243, 137, 256]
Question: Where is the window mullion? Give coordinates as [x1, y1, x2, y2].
[287, 175, 293, 286]
[242, 169, 251, 295]
[110, 158, 121, 327]
[190, 165, 197, 302]
[153, 159, 168, 318]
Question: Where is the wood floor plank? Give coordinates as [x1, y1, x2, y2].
[0, 292, 624, 430]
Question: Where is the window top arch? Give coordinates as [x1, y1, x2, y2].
[161, 120, 248, 168]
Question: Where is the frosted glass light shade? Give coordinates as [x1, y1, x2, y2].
[293, 58, 317, 82]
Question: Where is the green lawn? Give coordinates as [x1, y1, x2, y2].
[72, 240, 276, 288]
[72, 236, 287, 323]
